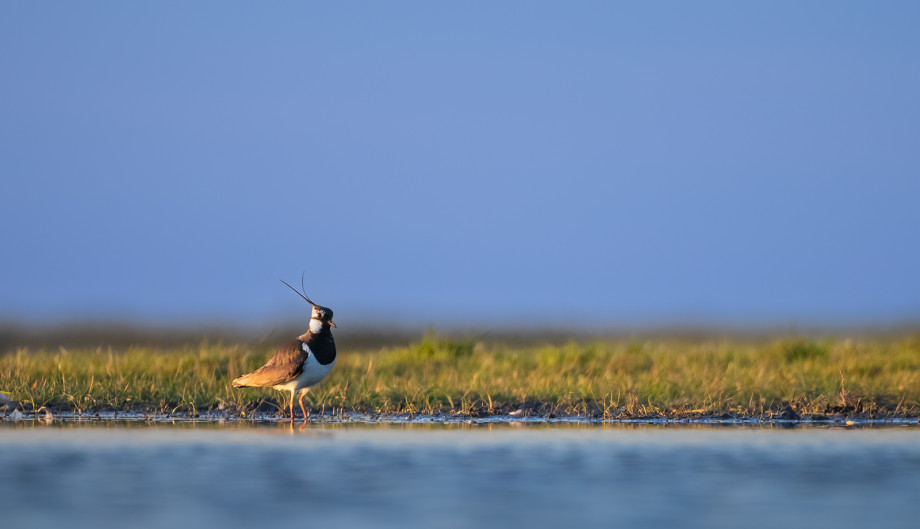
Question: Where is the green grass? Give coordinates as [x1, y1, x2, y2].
[2, 334, 920, 418]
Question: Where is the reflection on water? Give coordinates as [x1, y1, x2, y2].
[1, 422, 918, 529]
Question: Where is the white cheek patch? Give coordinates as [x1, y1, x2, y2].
[309, 319, 323, 333]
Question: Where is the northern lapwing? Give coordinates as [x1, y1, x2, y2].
[232, 280, 336, 421]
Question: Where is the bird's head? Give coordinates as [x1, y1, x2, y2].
[281, 278, 336, 333]
[310, 305, 336, 329]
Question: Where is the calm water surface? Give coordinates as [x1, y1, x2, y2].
[1, 421, 918, 529]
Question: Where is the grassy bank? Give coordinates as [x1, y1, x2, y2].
[2, 334, 919, 418]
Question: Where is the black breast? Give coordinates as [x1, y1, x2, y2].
[304, 330, 336, 365]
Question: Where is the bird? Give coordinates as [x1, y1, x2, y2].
[232, 279, 336, 421]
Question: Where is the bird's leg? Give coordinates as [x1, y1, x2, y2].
[289, 389, 295, 423]
[299, 389, 309, 423]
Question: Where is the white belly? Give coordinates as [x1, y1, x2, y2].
[273, 350, 335, 394]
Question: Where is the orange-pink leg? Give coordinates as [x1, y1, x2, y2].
[299, 390, 309, 422]
[289, 391, 295, 422]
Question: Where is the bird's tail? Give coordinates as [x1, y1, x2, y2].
[232, 375, 252, 388]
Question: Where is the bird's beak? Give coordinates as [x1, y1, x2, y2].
[329, 320, 337, 328]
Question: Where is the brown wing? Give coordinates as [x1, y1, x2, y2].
[232, 340, 307, 388]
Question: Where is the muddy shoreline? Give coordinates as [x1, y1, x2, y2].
[3, 406, 919, 427]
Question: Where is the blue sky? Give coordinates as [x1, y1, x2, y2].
[2, 2, 919, 328]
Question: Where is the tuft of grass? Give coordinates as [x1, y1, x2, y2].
[1, 335, 919, 418]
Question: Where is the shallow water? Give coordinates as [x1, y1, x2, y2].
[1, 421, 918, 529]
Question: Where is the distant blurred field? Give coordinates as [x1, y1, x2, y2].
[2, 333, 919, 418]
